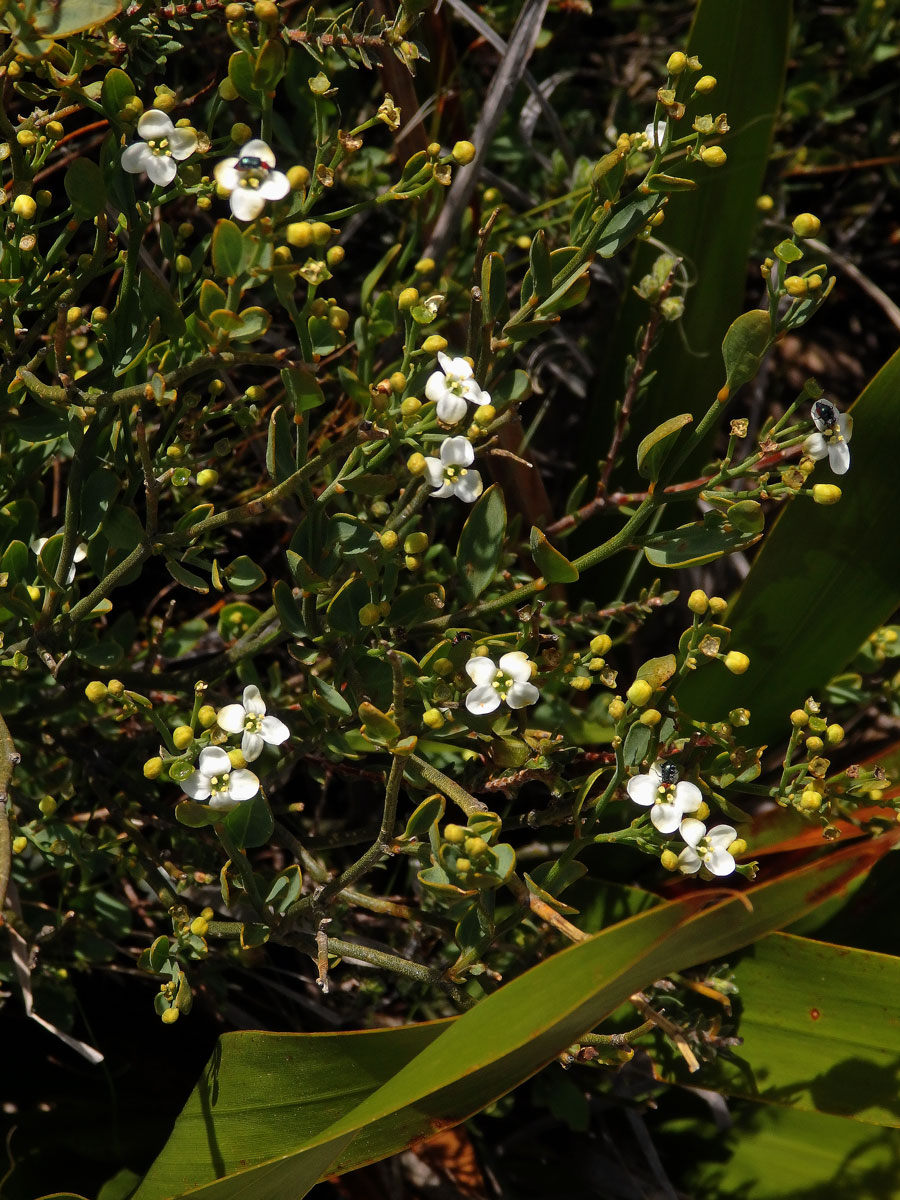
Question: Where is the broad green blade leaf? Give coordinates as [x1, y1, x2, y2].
[676, 347, 900, 741]
[665, 932, 900, 1126]
[456, 484, 507, 601]
[137, 835, 888, 1199]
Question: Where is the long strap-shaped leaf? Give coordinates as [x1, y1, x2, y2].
[134, 831, 895, 1200]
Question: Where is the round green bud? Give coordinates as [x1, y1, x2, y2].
[197, 705, 217, 728]
[108, 679, 125, 696]
[17, 130, 37, 147]
[39, 796, 57, 816]
[727, 838, 748, 856]
[404, 554, 421, 572]
[422, 708, 444, 729]
[452, 140, 476, 165]
[666, 51, 688, 74]
[660, 849, 679, 871]
[427, 141, 441, 158]
[687, 589, 709, 615]
[227, 748, 247, 769]
[756, 193, 775, 212]
[359, 603, 381, 627]
[398, 287, 419, 311]
[401, 397, 422, 418]
[245, 385, 266, 404]
[12, 194, 36, 219]
[826, 723, 844, 746]
[433, 657, 453, 677]
[190, 916, 209, 936]
[800, 790, 821, 811]
[455, 857, 471, 874]
[514, 235, 532, 250]
[379, 530, 399, 552]
[422, 334, 448, 354]
[639, 708, 661, 726]
[166, 444, 183, 460]
[328, 306, 350, 330]
[609, 697, 626, 721]
[695, 801, 710, 821]
[175, 254, 192, 275]
[390, 371, 407, 394]
[588, 657, 605, 672]
[813, 483, 842, 505]
[407, 452, 426, 476]
[196, 468, 218, 488]
[91, 306, 109, 324]
[35, 190, 52, 207]
[474, 403, 496, 426]
[694, 74, 717, 92]
[173, 725, 194, 750]
[254, 0, 278, 19]
[805, 736, 824, 754]
[708, 596, 727, 616]
[700, 146, 727, 167]
[404, 532, 428, 554]
[444, 824, 466, 844]
[286, 221, 314, 247]
[66, 306, 83, 326]
[326, 245, 344, 268]
[790, 709, 809, 727]
[792, 212, 821, 239]
[12, 836, 27, 855]
[626, 679, 653, 707]
[161, 1007, 180, 1024]
[310, 221, 333, 246]
[287, 164, 310, 189]
[464, 836, 488, 857]
[589, 634, 612, 656]
[724, 651, 750, 675]
[570, 676, 591, 691]
[218, 78, 239, 101]
[415, 257, 436, 274]
[729, 708, 750, 727]
[85, 680, 108, 703]
[143, 757, 163, 780]
[784, 276, 808, 298]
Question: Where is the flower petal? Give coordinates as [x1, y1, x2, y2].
[676, 847, 702, 874]
[650, 802, 682, 835]
[146, 155, 178, 186]
[497, 652, 527, 681]
[674, 781, 702, 814]
[440, 436, 474, 467]
[182, 771, 212, 801]
[428, 482, 456, 499]
[230, 187, 266, 221]
[803, 432, 827, 460]
[436, 350, 454, 374]
[708, 824, 737, 849]
[445, 356, 473, 381]
[425, 372, 448, 404]
[466, 656, 498, 685]
[217, 703, 247, 734]
[706, 847, 736, 876]
[137, 109, 176, 139]
[454, 470, 483, 503]
[241, 731, 265, 762]
[679, 817, 706, 848]
[828, 440, 851, 475]
[242, 685, 265, 715]
[208, 793, 239, 811]
[167, 128, 198, 160]
[465, 685, 501, 715]
[626, 774, 657, 807]
[214, 159, 239, 191]
[238, 139, 275, 165]
[435, 393, 468, 424]
[197, 746, 231, 775]
[259, 170, 290, 201]
[839, 413, 853, 443]
[506, 680, 539, 709]
[260, 714, 289, 745]
[227, 768, 260, 802]
[121, 143, 154, 175]
[423, 457, 445, 488]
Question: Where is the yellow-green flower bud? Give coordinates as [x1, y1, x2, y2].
[800, 790, 821, 810]
[398, 287, 419, 311]
[727, 838, 747, 856]
[85, 680, 108, 703]
[695, 801, 710, 821]
[588, 657, 605, 672]
[66, 306, 83, 326]
[694, 74, 717, 92]
[404, 532, 428, 554]
[327, 245, 346, 272]
[590, 634, 612, 655]
[39, 796, 57, 816]
[826, 723, 844, 746]
[790, 709, 809, 727]
[359, 602, 381, 627]
[379, 530, 399, 552]
[609, 697, 626, 720]
[230, 122, 252, 145]
[444, 823, 466, 844]
[700, 146, 727, 167]
[228, 748, 247, 769]
[175, 254, 192, 275]
[452, 140, 476, 165]
[196, 468, 218, 488]
[201, 906, 214, 919]
[390, 371, 407, 394]
[570, 675, 591, 691]
[756, 194, 775, 212]
[286, 221, 314, 248]
[245, 385, 266, 404]
[173, 725, 194, 750]
[792, 212, 821, 239]
[287, 164, 310, 189]
[328, 306, 350, 330]
[190, 916, 210, 936]
[708, 596, 727, 616]
[805, 736, 824, 754]
[108, 679, 125, 696]
[813, 483, 842, 505]
[13, 194, 36, 219]
[784, 275, 808, 297]
[407, 452, 426, 476]
[422, 708, 444, 729]
[660, 849, 679, 871]
[161, 1007, 180, 1024]
[474, 403, 496, 426]
[454, 857, 471, 875]
[17, 130, 37, 147]
[404, 554, 421, 572]
[433, 657, 453, 676]
[219, 78, 239, 102]
[422, 334, 448, 354]
[626, 679, 653, 707]
[91, 306, 109, 324]
[687, 589, 709, 615]
[724, 651, 750, 675]
[198, 705, 217, 728]
[27, 585, 41, 602]
[254, 0, 278, 20]
[143, 756, 163, 779]
[639, 708, 661, 726]
[415, 257, 436, 274]
[12, 836, 27, 854]
[401, 397, 421, 418]
[464, 836, 488, 857]
[310, 221, 333, 246]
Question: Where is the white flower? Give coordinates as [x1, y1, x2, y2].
[214, 138, 290, 222]
[464, 651, 539, 715]
[424, 351, 489, 424]
[643, 121, 667, 150]
[216, 684, 290, 762]
[182, 745, 259, 810]
[626, 762, 702, 835]
[121, 109, 198, 186]
[676, 819, 737, 877]
[804, 398, 852, 475]
[424, 436, 484, 503]
[31, 537, 88, 584]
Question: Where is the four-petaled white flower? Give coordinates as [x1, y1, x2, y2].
[214, 138, 290, 222]
[676, 818, 737, 877]
[424, 436, 484, 503]
[121, 110, 198, 186]
[804, 398, 852, 476]
[627, 762, 702, 835]
[643, 121, 667, 150]
[464, 651, 539, 715]
[31, 537, 88, 584]
[216, 684, 290, 762]
[425, 352, 489, 424]
[182, 746, 259, 810]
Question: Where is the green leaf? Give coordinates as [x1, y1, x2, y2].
[100, 68, 135, 118]
[720, 307, 772, 399]
[643, 510, 763, 569]
[596, 194, 659, 258]
[224, 555, 266, 593]
[175, 801, 220, 829]
[456, 484, 506, 602]
[166, 559, 209, 593]
[227, 50, 258, 102]
[211, 219, 246, 280]
[32, 0, 120, 37]
[266, 405, 294, 483]
[358, 701, 400, 744]
[677, 347, 900, 742]
[526, 229, 552, 302]
[645, 172, 698, 192]
[480, 252, 508, 324]
[101, 505, 144, 550]
[222, 792, 273, 850]
[135, 839, 886, 1200]
[310, 674, 352, 718]
[530, 527, 579, 583]
[253, 38, 285, 90]
[636, 413, 693, 480]
[635, 654, 676, 689]
[231, 307, 271, 341]
[282, 366, 326, 414]
[622, 721, 651, 768]
[272, 580, 306, 637]
[199, 279, 227, 320]
[65, 158, 107, 221]
[400, 794, 445, 841]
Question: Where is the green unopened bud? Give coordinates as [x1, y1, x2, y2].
[161, 1007, 180, 1024]
[444, 823, 466, 844]
[85, 680, 108, 703]
[813, 483, 842, 505]
[175, 254, 192, 275]
[724, 651, 750, 675]
[826, 723, 844, 746]
[570, 675, 591, 691]
[66, 306, 82, 326]
[398, 287, 419, 311]
[39, 795, 57, 816]
[784, 275, 808, 297]
[626, 679, 653, 707]
[805, 736, 824, 754]
[13, 836, 27, 854]
[790, 709, 809, 727]
[198, 705, 217, 728]
[609, 697, 626, 720]
[694, 74, 717, 93]
[474, 403, 496, 425]
[407, 452, 426, 476]
[310, 221, 333, 246]
[328, 306, 350, 330]
[727, 838, 747, 856]
[588, 657, 605, 672]
[756, 193, 775, 212]
[404, 554, 421, 572]
[190, 916, 210, 936]
[452, 140, 476, 165]
[792, 212, 821, 238]
[17, 130, 37, 147]
[433, 657, 453, 676]
[699, 145, 727, 167]
[422, 334, 448, 354]
[13, 194, 36, 219]
[359, 602, 381, 627]
[218, 78, 239, 101]
[196, 468, 218, 488]
[800, 790, 821, 810]
[464, 836, 488, 857]
[695, 801, 710, 821]
[144, 757, 163, 779]
[404, 532, 428, 554]
[254, 0, 278, 20]
[729, 708, 750, 727]
[91, 306, 109, 324]
[287, 164, 310, 189]
[108, 679, 125, 696]
[228, 748, 247, 769]
[326, 245, 344, 268]
[660, 849, 679, 871]
[173, 725, 194, 750]
[708, 596, 727, 616]
[422, 708, 444, 729]
[379, 530, 399, 552]
[639, 708, 661, 726]
[688, 589, 709, 615]
[590, 634, 612, 655]
[389, 371, 407, 394]
[401, 397, 421, 418]
[286, 221, 314, 247]
[455, 857, 471, 874]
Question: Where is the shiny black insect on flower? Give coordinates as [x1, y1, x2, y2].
[813, 398, 839, 429]
[236, 155, 267, 171]
[659, 762, 679, 785]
